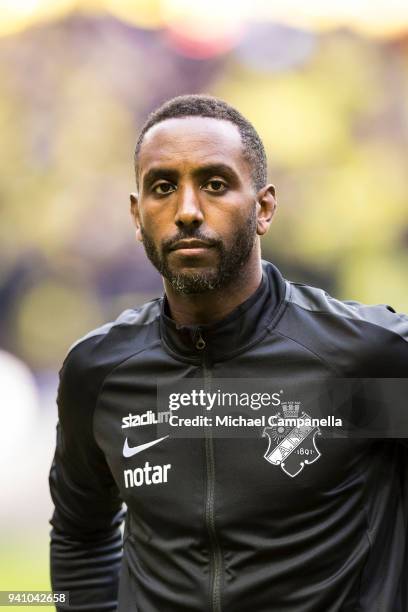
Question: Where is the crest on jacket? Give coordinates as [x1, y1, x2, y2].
[263, 402, 321, 478]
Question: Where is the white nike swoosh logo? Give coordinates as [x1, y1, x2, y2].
[123, 435, 169, 458]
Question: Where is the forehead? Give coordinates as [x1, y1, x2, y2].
[138, 116, 249, 178]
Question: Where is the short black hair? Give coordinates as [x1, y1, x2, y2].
[134, 94, 267, 191]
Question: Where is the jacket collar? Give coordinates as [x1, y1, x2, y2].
[159, 260, 287, 364]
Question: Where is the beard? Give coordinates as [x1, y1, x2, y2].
[141, 205, 258, 295]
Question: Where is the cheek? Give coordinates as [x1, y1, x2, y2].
[208, 199, 251, 233]
[140, 203, 169, 235]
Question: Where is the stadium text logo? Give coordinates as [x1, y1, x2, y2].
[122, 410, 170, 428]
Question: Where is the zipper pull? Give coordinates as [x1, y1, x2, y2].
[195, 328, 206, 350]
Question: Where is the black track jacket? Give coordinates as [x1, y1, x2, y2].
[49, 261, 408, 612]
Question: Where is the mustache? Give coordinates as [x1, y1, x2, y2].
[161, 229, 222, 254]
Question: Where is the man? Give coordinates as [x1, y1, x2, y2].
[49, 95, 408, 611]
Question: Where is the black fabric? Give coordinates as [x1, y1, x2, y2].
[48, 260, 408, 611]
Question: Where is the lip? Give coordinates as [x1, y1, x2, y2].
[170, 240, 213, 251]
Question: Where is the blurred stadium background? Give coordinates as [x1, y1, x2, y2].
[0, 0, 407, 605]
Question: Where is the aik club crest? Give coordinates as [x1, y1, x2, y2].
[263, 402, 321, 478]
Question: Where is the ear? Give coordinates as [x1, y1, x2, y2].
[255, 184, 277, 236]
[130, 192, 143, 242]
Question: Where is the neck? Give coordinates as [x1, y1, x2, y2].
[163, 253, 263, 327]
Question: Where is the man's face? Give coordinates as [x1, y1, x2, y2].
[132, 117, 262, 294]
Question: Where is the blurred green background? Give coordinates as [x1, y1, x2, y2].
[0, 0, 407, 609]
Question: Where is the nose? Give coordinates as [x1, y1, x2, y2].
[174, 185, 204, 229]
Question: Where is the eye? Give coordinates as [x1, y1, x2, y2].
[152, 181, 176, 195]
[202, 179, 227, 193]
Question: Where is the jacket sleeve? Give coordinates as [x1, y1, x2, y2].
[49, 343, 125, 611]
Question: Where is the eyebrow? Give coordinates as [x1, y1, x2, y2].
[142, 167, 179, 189]
[141, 163, 240, 190]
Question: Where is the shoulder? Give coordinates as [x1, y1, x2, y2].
[287, 280, 408, 332]
[287, 280, 408, 335]
[58, 299, 162, 403]
[277, 279, 408, 376]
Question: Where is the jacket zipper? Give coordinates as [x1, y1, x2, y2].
[195, 328, 223, 612]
